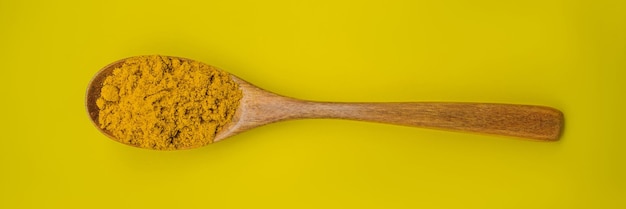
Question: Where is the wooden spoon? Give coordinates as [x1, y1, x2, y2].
[86, 57, 564, 149]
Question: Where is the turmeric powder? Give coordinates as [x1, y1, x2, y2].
[96, 55, 242, 150]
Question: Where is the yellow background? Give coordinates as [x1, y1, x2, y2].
[1, 0, 624, 208]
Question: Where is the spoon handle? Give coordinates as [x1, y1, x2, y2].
[291, 102, 563, 141]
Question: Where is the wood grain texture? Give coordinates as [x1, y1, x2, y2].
[214, 76, 564, 142]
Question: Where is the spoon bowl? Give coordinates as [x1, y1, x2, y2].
[87, 56, 564, 150]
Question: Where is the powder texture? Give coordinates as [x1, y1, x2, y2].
[96, 55, 242, 150]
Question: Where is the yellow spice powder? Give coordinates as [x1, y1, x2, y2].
[96, 55, 242, 150]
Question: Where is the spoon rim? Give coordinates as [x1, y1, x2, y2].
[85, 58, 128, 146]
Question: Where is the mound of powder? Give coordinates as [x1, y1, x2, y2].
[96, 55, 242, 150]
